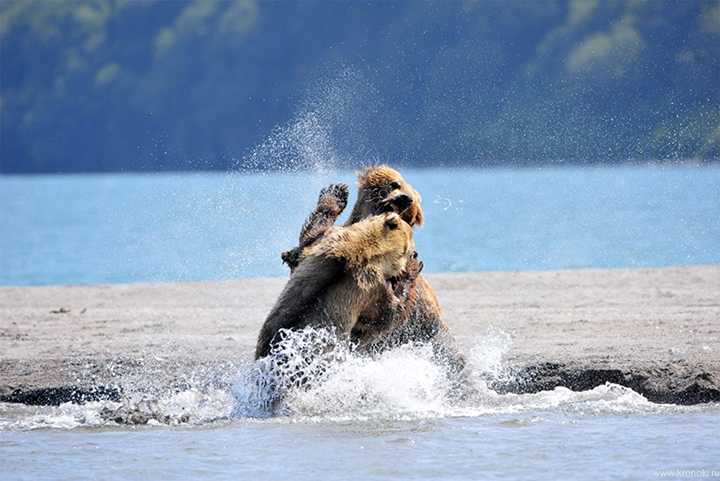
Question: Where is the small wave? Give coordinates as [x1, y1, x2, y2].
[0, 389, 235, 431]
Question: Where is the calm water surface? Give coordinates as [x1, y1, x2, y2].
[2, 408, 719, 481]
[1, 165, 719, 285]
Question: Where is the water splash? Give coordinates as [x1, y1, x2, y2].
[216, 66, 386, 279]
[466, 326, 515, 386]
[232, 327, 454, 420]
[228, 327, 679, 423]
[232, 327, 350, 418]
[0, 389, 235, 431]
[237, 66, 383, 174]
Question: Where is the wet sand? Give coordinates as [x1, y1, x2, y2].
[1, 265, 718, 405]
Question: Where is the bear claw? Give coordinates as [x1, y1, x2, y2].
[318, 183, 349, 213]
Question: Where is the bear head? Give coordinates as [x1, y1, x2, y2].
[346, 165, 424, 227]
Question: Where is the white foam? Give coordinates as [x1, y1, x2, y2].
[0, 389, 234, 431]
[466, 326, 514, 386]
[285, 342, 451, 419]
[230, 327, 678, 422]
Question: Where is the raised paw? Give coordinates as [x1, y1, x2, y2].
[318, 183, 349, 214]
[390, 251, 423, 301]
[405, 251, 424, 281]
[281, 247, 302, 270]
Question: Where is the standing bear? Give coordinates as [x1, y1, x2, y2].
[281, 165, 467, 378]
[255, 212, 421, 360]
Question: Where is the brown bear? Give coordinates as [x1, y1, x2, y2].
[281, 165, 467, 378]
[255, 212, 420, 360]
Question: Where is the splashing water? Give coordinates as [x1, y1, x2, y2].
[232, 327, 455, 420]
[239, 66, 384, 174]
[0, 389, 235, 431]
[229, 327, 678, 423]
[215, 66, 386, 279]
[232, 327, 350, 418]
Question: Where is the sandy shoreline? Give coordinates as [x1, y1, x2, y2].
[1, 265, 718, 406]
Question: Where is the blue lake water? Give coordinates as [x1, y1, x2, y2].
[2, 387, 719, 481]
[1, 164, 719, 286]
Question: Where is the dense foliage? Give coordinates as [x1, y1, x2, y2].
[1, 0, 718, 173]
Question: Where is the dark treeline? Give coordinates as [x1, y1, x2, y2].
[1, 0, 718, 174]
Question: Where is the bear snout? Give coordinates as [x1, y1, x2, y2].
[374, 192, 414, 216]
[392, 193, 413, 211]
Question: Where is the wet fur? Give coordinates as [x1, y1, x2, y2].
[256, 213, 414, 360]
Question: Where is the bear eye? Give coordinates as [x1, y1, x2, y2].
[390, 181, 401, 190]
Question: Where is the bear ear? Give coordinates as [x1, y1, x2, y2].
[413, 206, 424, 227]
[357, 165, 379, 185]
[384, 213, 400, 230]
[410, 188, 423, 226]
[358, 165, 398, 189]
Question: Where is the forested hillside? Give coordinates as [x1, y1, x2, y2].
[1, 0, 718, 173]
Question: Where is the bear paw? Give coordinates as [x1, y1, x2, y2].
[391, 251, 423, 301]
[317, 183, 349, 215]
